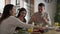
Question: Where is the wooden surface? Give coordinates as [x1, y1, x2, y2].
[31, 30, 60, 34]
[44, 30, 60, 34]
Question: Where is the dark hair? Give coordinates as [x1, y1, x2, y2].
[38, 3, 45, 7]
[0, 4, 14, 24]
[17, 8, 26, 22]
[17, 8, 26, 18]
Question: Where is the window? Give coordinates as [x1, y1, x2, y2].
[0, 0, 5, 13]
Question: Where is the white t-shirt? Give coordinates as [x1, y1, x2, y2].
[0, 16, 33, 34]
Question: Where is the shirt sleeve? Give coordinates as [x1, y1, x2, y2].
[45, 12, 51, 25]
[28, 13, 37, 24]
[14, 18, 34, 28]
[47, 14, 51, 25]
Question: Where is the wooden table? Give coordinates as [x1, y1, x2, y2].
[44, 30, 60, 34]
[31, 29, 60, 34]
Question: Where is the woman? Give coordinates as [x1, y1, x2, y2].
[17, 8, 26, 23]
[15, 8, 27, 33]
[0, 4, 33, 34]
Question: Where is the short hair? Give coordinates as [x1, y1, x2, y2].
[38, 3, 45, 7]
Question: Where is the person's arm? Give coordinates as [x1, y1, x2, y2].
[28, 15, 36, 24]
[15, 18, 34, 28]
[28, 17, 35, 24]
[42, 13, 51, 25]
[40, 13, 51, 30]
[42, 17, 49, 25]
[47, 14, 51, 26]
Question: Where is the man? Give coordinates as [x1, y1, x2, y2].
[28, 3, 51, 34]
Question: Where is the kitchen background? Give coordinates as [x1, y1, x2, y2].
[0, 0, 60, 26]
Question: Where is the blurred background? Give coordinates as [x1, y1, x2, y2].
[0, 0, 60, 26]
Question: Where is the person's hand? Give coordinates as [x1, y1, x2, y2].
[41, 17, 46, 22]
[41, 17, 48, 24]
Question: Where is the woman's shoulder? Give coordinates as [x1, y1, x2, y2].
[9, 16, 20, 21]
[2, 16, 19, 22]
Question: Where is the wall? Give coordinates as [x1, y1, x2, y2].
[5, 0, 10, 5]
[34, 0, 57, 25]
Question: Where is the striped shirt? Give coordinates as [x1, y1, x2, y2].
[29, 12, 51, 26]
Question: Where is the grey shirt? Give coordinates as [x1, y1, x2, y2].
[0, 16, 33, 34]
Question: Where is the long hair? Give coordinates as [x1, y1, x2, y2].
[0, 4, 14, 24]
[15, 8, 27, 30]
[17, 8, 26, 22]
